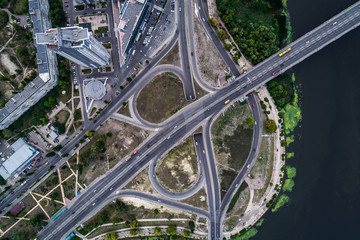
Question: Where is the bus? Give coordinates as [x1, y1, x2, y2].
[135, 32, 141, 42]
[65, 232, 75, 240]
[278, 47, 291, 57]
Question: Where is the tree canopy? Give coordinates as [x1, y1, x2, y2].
[246, 116, 255, 127]
[166, 225, 177, 235]
[266, 119, 277, 133]
[216, 0, 282, 65]
[105, 232, 118, 240]
[154, 227, 162, 236]
[29, 213, 45, 227]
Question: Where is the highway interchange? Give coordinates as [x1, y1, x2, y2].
[0, 0, 359, 239]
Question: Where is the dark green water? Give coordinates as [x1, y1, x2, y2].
[253, 0, 360, 239]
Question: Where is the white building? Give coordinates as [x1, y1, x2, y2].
[0, 138, 40, 180]
[36, 27, 110, 68]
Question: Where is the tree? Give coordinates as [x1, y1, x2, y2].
[29, 213, 45, 227]
[208, 17, 217, 27]
[246, 116, 255, 126]
[154, 208, 159, 214]
[86, 131, 93, 137]
[154, 227, 162, 236]
[130, 219, 138, 229]
[99, 211, 109, 224]
[114, 199, 127, 213]
[91, 140, 105, 153]
[129, 228, 141, 235]
[105, 232, 118, 240]
[183, 230, 190, 237]
[46, 151, 56, 157]
[53, 144, 62, 151]
[188, 221, 195, 233]
[11, 231, 27, 240]
[266, 119, 277, 133]
[166, 225, 177, 235]
[0, 175, 6, 185]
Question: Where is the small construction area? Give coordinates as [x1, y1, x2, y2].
[211, 101, 253, 199]
[156, 136, 199, 193]
[69, 118, 150, 186]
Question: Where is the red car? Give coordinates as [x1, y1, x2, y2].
[36, 159, 40, 162]
[103, 41, 107, 44]
[252, 104, 255, 108]
[40, 156, 43, 159]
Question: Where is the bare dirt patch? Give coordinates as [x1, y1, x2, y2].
[137, 72, 186, 123]
[180, 187, 208, 210]
[125, 166, 162, 198]
[0, 81, 14, 101]
[156, 136, 199, 193]
[0, 52, 19, 75]
[193, 10, 227, 87]
[55, 110, 70, 125]
[76, 118, 150, 186]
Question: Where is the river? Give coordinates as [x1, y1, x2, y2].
[253, 0, 360, 239]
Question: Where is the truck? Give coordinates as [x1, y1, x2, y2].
[125, 151, 137, 161]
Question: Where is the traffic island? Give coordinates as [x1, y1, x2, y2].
[136, 72, 187, 123]
[211, 101, 253, 199]
[155, 136, 199, 193]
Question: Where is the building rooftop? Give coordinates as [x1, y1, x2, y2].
[119, 0, 146, 56]
[85, 80, 106, 100]
[0, 76, 46, 124]
[10, 203, 23, 216]
[0, 138, 39, 179]
[36, 27, 89, 48]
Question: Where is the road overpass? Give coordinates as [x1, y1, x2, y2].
[37, 2, 360, 237]
[0, 1, 358, 239]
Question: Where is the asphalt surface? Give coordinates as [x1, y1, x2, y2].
[178, 0, 196, 100]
